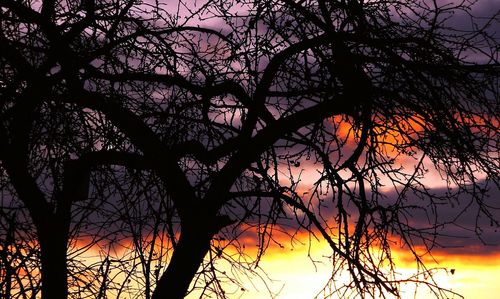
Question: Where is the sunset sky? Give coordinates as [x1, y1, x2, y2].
[239, 2, 500, 297]
[210, 117, 500, 297]
[227, 238, 500, 299]
[1, 0, 498, 298]
[222, 160, 500, 297]
[179, 1, 500, 296]
[184, 183, 500, 299]
[69, 0, 500, 297]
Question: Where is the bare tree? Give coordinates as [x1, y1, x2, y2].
[0, 0, 498, 298]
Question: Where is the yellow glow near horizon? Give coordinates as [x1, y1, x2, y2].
[64, 230, 500, 299]
[187, 237, 500, 299]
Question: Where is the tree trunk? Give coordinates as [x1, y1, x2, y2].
[151, 228, 213, 299]
[38, 218, 69, 299]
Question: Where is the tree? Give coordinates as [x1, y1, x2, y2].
[0, 0, 498, 298]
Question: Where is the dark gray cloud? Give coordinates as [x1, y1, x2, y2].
[372, 182, 500, 255]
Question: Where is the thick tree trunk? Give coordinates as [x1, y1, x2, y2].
[151, 228, 213, 299]
[38, 221, 69, 299]
[36, 160, 86, 299]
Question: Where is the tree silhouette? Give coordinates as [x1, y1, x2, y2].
[0, 0, 498, 298]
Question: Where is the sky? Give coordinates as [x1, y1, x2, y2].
[83, 0, 499, 298]
[220, 237, 500, 299]
[180, 184, 500, 299]
[243, 2, 500, 297]
[216, 132, 500, 297]
[183, 180, 500, 299]
[4, 0, 498, 298]
[132, 1, 500, 297]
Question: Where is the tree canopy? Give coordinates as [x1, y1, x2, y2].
[0, 0, 498, 298]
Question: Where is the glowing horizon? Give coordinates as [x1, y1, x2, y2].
[185, 234, 500, 299]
